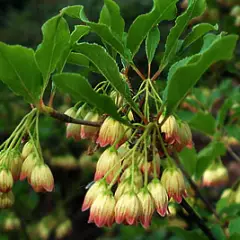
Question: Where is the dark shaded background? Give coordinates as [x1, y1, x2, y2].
[0, 0, 239, 239]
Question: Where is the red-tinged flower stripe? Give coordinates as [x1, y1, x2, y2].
[202, 163, 228, 187]
[30, 164, 54, 192]
[0, 168, 13, 193]
[158, 115, 180, 145]
[115, 191, 142, 225]
[20, 152, 37, 181]
[88, 192, 115, 227]
[81, 112, 100, 140]
[148, 179, 168, 217]
[66, 123, 81, 141]
[82, 180, 107, 211]
[137, 188, 155, 228]
[96, 117, 130, 148]
[94, 148, 120, 184]
[161, 168, 187, 203]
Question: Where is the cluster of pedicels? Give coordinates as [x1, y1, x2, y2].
[0, 109, 54, 209]
[63, 92, 193, 228]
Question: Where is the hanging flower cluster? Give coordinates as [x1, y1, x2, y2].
[0, 109, 54, 209]
[62, 81, 193, 228]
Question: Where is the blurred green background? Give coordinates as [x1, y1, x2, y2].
[0, 0, 239, 239]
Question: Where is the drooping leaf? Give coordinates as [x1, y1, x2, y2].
[189, 112, 216, 135]
[35, 15, 70, 86]
[145, 26, 160, 64]
[168, 227, 208, 240]
[195, 141, 226, 179]
[67, 53, 89, 68]
[161, 0, 206, 68]
[57, 25, 90, 72]
[216, 98, 233, 129]
[101, 0, 125, 38]
[53, 73, 127, 124]
[163, 34, 238, 115]
[0, 43, 42, 104]
[229, 217, 240, 236]
[62, 5, 126, 58]
[211, 224, 226, 240]
[74, 43, 141, 116]
[127, 0, 177, 57]
[182, 23, 218, 49]
[178, 147, 197, 176]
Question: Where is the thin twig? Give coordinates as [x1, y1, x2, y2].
[227, 145, 240, 162]
[131, 64, 146, 81]
[173, 152, 221, 221]
[151, 67, 163, 81]
[180, 198, 217, 240]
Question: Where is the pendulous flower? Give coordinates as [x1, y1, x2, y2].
[82, 180, 107, 211]
[94, 148, 121, 184]
[20, 152, 37, 182]
[137, 188, 155, 228]
[115, 191, 142, 225]
[96, 117, 130, 148]
[161, 168, 187, 203]
[0, 168, 13, 193]
[30, 164, 54, 192]
[88, 191, 115, 227]
[0, 191, 15, 208]
[21, 140, 34, 160]
[148, 179, 168, 217]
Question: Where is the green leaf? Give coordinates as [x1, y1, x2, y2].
[216, 98, 233, 129]
[145, 26, 160, 64]
[189, 112, 216, 135]
[211, 224, 226, 240]
[0, 43, 43, 104]
[183, 23, 218, 49]
[61, 5, 82, 18]
[74, 43, 141, 115]
[67, 53, 89, 68]
[229, 217, 240, 236]
[178, 147, 197, 176]
[168, 227, 207, 240]
[162, 0, 206, 67]
[70, 25, 90, 44]
[127, 0, 177, 57]
[101, 0, 125, 38]
[35, 15, 70, 86]
[225, 125, 240, 142]
[195, 141, 226, 179]
[230, 234, 240, 240]
[57, 25, 90, 72]
[163, 34, 238, 115]
[53, 73, 127, 124]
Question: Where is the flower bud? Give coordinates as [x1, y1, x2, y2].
[148, 179, 168, 216]
[82, 180, 107, 211]
[161, 168, 187, 203]
[0, 191, 14, 208]
[66, 123, 81, 141]
[0, 168, 13, 192]
[88, 191, 115, 227]
[137, 188, 155, 228]
[174, 122, 193, 152]
[115, 179, 133, 201]
[235, 16, 240, 27]
[120, 166, 143, 189]
[94, 148, 120, 184]
[55, 219, 72, 239]
[202, 162, 228, 187]
[21, 141, 34, 159]
[115, 191, 142, 225]
[81, 112, 100, 140]
[158, 115, 180, 145]
[235, 186, 240, 204]
[64, 107, 76, 118]
[230, 6, 240, 17]
[7, 149, 23, 181]
[4, 217, 20, 231]
[110, 91, 124, 107]
[20, 152, 37, 181]
[97, 117, 130, 148]
[30, 164, 54, 192]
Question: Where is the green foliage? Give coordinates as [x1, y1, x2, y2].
[53, 73, 127, 124]
[0, 43, 43, 104]
[127, 0, 177, 57]
[35, 15, 70, 87]
[229, 217, 240, 236]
